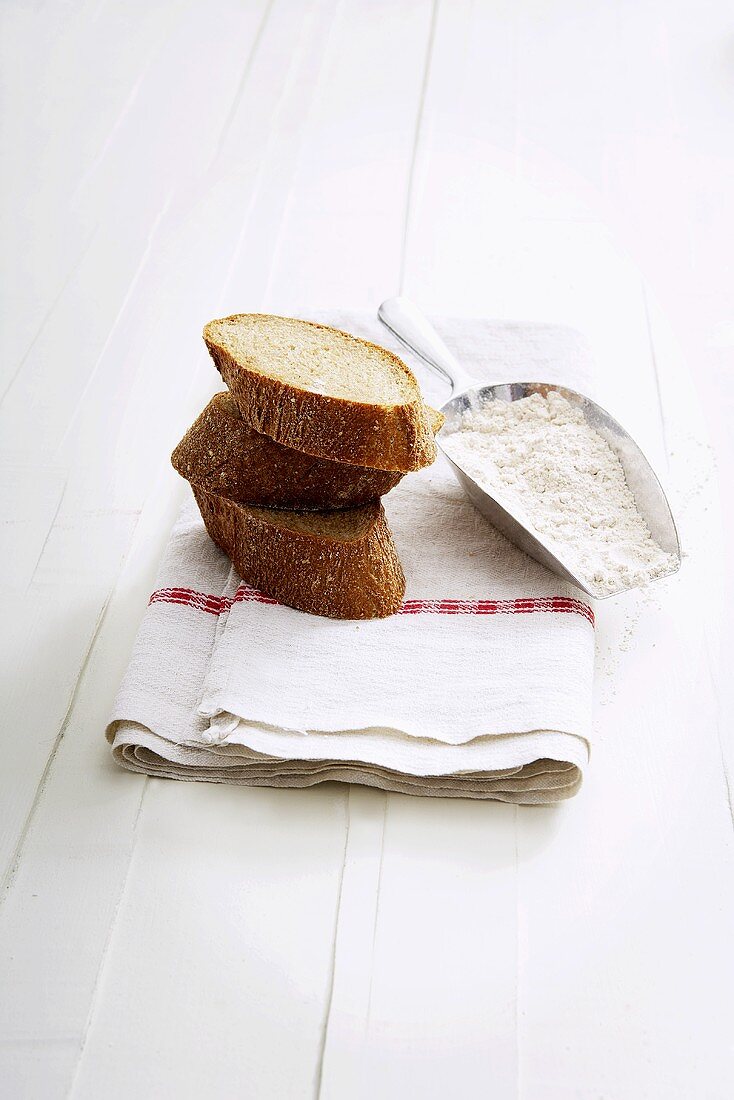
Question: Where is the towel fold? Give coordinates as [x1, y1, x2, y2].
[107, 313, 596, 804]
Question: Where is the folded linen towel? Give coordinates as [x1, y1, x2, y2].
[107, 313, 596, 803]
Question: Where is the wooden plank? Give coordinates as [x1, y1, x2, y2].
[515, 291, 733, 1100]
[231, 4, 515, 1095]
[0, 0, 194, 378]
[68, 2, 446, 1092]
[0, 506, 137, 887]
[506, 5, 734, 1093]
[389, 2, 734, 1099]
[0, 0, 273, 449]
[644, 288, 732, 808]
[0, 0, 278, 888]
[0, 2, 350, 1097]
[316, 4, 522, 1096]
[320, 791, 519, 1099]
[69, 781, 347, 1100]
[0, 475, 174, 1098]
[0, 465, 66, 592]
[54, 0, 340, 516]
[258, 0, 438, 312]
[0, 0, 280, 883]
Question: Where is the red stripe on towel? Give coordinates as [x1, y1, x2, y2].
[149, 585, 594, 626]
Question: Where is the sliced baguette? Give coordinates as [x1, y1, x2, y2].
[204, 314, 437, 472]
[172, 392, 445, 510]
[192, 486, 406, 620]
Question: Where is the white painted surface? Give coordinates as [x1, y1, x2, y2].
[1, 2, 732, 1097]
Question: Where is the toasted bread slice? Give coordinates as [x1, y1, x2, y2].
[193, 486, 406, 620]
[172, 393, 444, 510]
[203, 314, 437, 472]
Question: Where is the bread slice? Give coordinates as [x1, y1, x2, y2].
[192, 486, 406, 620]
[172, 393, 445, 511]
[203, 314, 437, 472]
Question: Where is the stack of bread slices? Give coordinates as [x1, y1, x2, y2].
[171, 314, 443, 619]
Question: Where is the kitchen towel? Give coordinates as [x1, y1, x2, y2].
[107, 313, 596, 803]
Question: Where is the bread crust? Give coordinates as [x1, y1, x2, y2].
[204, 314, 437, 473]
[173, 393, 404, 509]
[193, 487, 406, 620]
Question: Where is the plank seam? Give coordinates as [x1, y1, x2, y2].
[211, 0, 277, 162]
[71, 67, 149, 203]
[261, 0, 346, 310]
[0, 227, 99, 407]
[215, 0, 333, 305]
[26, 477, 68, 589]
[56, 192, 174, 453]
[399, 0, 441, 294]
[365, 794, 388, 1028]
[705, 635, 734, 830]
[314, 787, 351, 1099]
[64, 777, 149, 1100]
[0, 510, 140, 899]
[641, 279, 670, 467]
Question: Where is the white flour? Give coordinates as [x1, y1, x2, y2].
[442, 391, 677, 596]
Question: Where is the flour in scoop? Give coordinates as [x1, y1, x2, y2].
[442, 391, 677, 596]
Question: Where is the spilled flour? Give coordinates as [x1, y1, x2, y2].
[442, 391, 677, 596]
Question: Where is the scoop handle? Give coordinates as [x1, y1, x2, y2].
[378, 297, 477, 395]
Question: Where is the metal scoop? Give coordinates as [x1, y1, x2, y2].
[378, 296, 681, 599]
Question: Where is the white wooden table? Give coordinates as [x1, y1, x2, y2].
[1, 2, 732, 1097]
